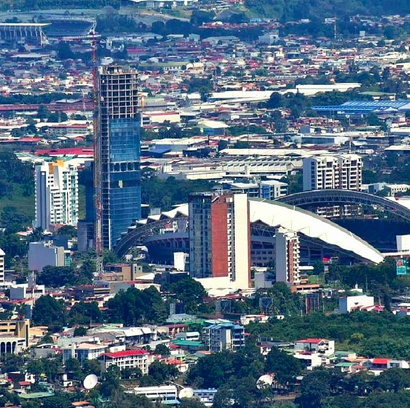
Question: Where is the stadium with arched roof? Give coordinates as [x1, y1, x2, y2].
[114, 198, 384, 266]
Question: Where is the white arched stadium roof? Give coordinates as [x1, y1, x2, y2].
[136, 199, 384, 264]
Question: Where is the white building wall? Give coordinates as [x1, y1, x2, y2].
[34, 162, 78, 230]
[339, 295, 375, 313]
[28, 242, 65, 272]
[275, 228, 300, 285]
[232, 194, 250, 290]
[397, 235, 410, 252]
[303, 154, 362, 192]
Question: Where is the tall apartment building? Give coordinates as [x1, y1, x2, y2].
[97, 65, 141, 250]
[302, 154, 362, 191]
[275, 227, 300, 286]
[34, 161, 78, 231]
[188, 192, 251, 290]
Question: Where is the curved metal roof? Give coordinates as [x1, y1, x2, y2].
[116, 199, 384, 264]
[249, 198, 383, 264]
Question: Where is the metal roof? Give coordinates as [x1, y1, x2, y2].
[128, 198, 383, 264]
[314, 100, 410, 113]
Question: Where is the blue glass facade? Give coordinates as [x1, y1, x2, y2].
[261, 185, 270, 200]
[108, 118, 141, 248]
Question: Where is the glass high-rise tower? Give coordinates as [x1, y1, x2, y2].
[97, 65, 141, 250]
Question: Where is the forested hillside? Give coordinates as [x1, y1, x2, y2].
[2, 0, 410, 17]
[245, 0, 410, 19]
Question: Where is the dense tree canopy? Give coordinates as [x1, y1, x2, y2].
[245, 0, 410, 20]
[37, 265, 93, 287]
[106, 286, 167, 325]
[32, 295, 67, 329]
[141, 172, 214, 211]
[168, 278, 207, 313]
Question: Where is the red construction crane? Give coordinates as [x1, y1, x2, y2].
[91, 30, 103, 277]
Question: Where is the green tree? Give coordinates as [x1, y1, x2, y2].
[42, 394, 72, 408]
[73, 326, 87, 336]
[69, 302, 102, 326]
[32, 295, 67, 329]
[267, 92, 283, 108]
[83, 359, 101, 376]
[57, 225, 77, 238]
[100, 365, 121, 398]
[297, 370, 331, 408]
[376, 368, 410, 392]
[65, 358, 83, 381]
[0, 354, 24, 373]
[27, 359, 44, 382]
[57, 42, 75, 60]
[148, 361, 178, 384]
[168, 278, 206, 313]
[179, 399, 207, 408]
[121, 366, 142, 380]
[106, 286, 166, 325]
[37, 266, 76, 287]
[154, 344, 170, 357]
[264, 347, 302, 385]
[37, 105, 50, 120]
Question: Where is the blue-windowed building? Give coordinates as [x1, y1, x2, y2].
[97, 65, 141, 250]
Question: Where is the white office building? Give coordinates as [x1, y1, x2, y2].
[303, 154, 362, 191]
[34, 161, 78, 231]
[275, 227, 300, 286]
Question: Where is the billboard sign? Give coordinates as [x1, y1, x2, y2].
[396, 259, 408, 275]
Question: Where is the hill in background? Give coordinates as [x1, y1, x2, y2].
[245, 0, 410, 19]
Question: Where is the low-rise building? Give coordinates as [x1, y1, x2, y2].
[9, 283, 45, 300]
[129, 385, 178, 403]
[100, 350, 154, 374]
[28, 242, 67, 272]
[62, 343, 107, 364]
[295, 338, 335, 356]
[204, 323, 245, 352]
[339, 295, 375, 313]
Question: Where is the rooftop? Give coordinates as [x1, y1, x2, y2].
[104, 350, 148, 358]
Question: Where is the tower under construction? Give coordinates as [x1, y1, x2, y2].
[95, 65, 141, 250]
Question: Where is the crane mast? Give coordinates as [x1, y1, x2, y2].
[91, 30, 103, 277]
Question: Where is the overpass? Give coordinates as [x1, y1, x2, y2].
[276, 190, 410, 223]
